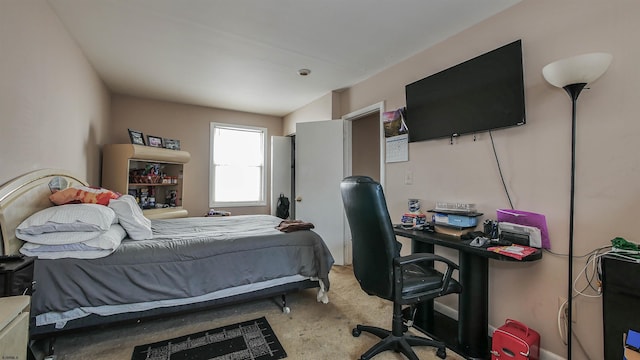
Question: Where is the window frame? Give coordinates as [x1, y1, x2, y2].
[209, 122, 267, 207]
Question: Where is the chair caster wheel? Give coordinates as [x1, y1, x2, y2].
[352, 327, 361, 337]
[282, 306, 290, 314]
[436, 347, 446, 359]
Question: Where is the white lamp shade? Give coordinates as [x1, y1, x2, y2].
[542, 52, 612, 88]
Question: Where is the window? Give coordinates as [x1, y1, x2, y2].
[209, 123, 267, 207]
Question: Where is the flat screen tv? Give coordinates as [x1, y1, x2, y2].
[405, 40, 525, 142]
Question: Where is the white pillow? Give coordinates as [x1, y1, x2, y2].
[19, 224, 126, 259]
[21, 224, 126, 250]
[17, 230, 102, 245]
[108, 195, 153, 240]
[16, 203, 117, 236]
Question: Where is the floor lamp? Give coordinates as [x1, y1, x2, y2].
[542, 52, 612, 359]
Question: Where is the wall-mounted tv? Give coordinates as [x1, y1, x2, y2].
[405, 40, 525, 142]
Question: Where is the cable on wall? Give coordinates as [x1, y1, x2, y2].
[489, 130, 514, 209]
[555, 243, 639, 358]
[543, 245, 611, 258]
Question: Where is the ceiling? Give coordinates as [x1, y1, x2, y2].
[48, 0, 521, 117]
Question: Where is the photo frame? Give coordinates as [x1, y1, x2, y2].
[147, 135, 163, 148]
[163, 138, 181, 150]
[128, 129, 146, 145]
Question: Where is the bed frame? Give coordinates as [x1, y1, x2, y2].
[0, 169, 87, 256]
[0, 169, 320, 355]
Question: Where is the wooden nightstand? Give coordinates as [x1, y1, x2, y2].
[0, 295, 30, 360]
[0, 256, 35, 297]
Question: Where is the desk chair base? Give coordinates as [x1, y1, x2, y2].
[352, 324, 447, 360]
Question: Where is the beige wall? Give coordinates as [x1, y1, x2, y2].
[3, 0, 637, 357]
[282, 91, 341, 135]
[0, 0, 110, 186]
[330, 0, 637, 357]
[110, 95, 283, 217]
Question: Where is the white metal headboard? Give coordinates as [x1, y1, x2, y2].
[0, 169, 87, 255]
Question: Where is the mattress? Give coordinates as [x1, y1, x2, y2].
[31, 215, 334, 327]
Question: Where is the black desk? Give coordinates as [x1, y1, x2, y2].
[394, 227, 542, 360]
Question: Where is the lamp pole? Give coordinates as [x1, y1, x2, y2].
[543, 52, 612, 360]
[563, 82, 586, 360]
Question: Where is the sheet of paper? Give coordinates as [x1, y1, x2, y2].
[386, 134, 408, 163]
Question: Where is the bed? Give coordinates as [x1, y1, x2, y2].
[0, 169, 334, 344]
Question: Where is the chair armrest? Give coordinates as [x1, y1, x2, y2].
[394, 253, 459, 270]
[393, 253, 460, 303]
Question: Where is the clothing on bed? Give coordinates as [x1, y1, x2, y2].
[276, 219, 315, 232]
[49, 185, 120, 205]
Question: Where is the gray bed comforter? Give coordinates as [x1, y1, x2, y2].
[32, 215, 334, 316]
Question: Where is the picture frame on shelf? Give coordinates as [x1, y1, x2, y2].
[128, 129, 146, 146]
[147, 135, 163, 148]
[163, 138, 181, 150]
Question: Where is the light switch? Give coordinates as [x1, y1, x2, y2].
[404, 170, 413, 185]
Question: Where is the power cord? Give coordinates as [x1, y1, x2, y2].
[543, 245, 611, 258]
[557, 243, 639, 354]
[558, 305, 597, 360]
[557, 297, 568, 345]
[574, 250, 608, 298]
[556, 245, 611, 345]
[489, 130, 514, 210]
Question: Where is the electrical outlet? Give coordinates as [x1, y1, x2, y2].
[404, 170, 413, 185]
[558, 297, 567, 321]
[558, 297, 577, 323]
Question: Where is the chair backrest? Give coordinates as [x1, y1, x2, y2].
[340, 176, 399, 301]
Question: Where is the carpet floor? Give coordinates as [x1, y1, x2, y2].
[50, 265, 464, 360]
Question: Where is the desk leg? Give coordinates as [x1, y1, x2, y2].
[411, 240, 435, 332]
[458, 252, 489, 359]
[411, 238, 434, 256]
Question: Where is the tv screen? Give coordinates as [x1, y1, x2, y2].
[405, 40, 525, 142]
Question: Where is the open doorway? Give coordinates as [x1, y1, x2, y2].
[350, 112, 381, 181]
[272, 102, 385, 265]
[341, 102, 385, 263]
[343, 102, 385, 186]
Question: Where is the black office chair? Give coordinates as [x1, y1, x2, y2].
[340, 176, 462, 360]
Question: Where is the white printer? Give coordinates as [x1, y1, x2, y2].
[498, 222, 542, 248]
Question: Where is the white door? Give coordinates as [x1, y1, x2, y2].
[295, 120, 348, 265]
[270, 136, 291, 217]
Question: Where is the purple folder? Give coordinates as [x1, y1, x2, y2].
[496, 209, 550, 249]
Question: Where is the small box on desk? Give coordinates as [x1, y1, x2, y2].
[433, 213, 478, 227]
[0, 256, 35, 297]
[433, 225, 476, 237]
[430, 208, 483, 228]
[431, 206, 482, 237]
[401, 213, 426, 227]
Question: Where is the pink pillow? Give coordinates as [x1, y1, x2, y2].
[50, 186, 120, 206]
